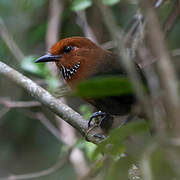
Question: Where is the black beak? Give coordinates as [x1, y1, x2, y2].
[34, 53, 62, 63]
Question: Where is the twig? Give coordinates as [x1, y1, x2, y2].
[45, 0, 65, 77]
[0, 98, 41, 108]
[96, 1, 150, 116]
[1, 148, 72, 180]
[163, 0, 180, 35]
[0, 18, 25, 62]
[46, 0, 64, 49]
[46, 1, 90, 175]
[101, 40, 117, 50]
[76, 10, 98, 42]
[154, 0, 165, 8]
[20, 109, 89, 177]
[19, 110, 63, 142]
[140, 143, 157, 180]
[35, 112, 63, 142]
[140, 0, 180, 137]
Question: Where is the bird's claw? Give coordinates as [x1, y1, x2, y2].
[93, 133, 106, 139]
[88, 111, 106, 128]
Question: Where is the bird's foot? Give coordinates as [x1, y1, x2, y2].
[88, 111, 106, 128]
[93, 133, 106, 140]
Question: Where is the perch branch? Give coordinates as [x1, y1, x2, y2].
[0, 61, 104, 144]
[0, 61, 89, 136]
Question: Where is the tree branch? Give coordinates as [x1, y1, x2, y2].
[0, 61, 87, 133]
[46, 0, 64, 49]
[96, 1, 150, 117]
[0, 61, 105, 144]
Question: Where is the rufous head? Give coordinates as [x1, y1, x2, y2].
[35, 36, 110, 88]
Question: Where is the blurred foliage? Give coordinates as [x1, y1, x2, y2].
[71, 0, 121, 11]
[71, 0, 93, 11]
[101, 0, 121, 6]
[76, 76, 134, 98]
[0, 0, 180, 180]
[79, 104, 93, 119]
[93, 121, 149, 158]
[21, 56, 59, 90]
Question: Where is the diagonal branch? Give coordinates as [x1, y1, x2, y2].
[0, 61, 105, 144]
[0, 61, 87, 135]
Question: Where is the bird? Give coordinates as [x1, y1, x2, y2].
[35, 36, 144, 131]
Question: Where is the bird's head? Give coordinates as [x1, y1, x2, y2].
[35, 36, 111, 88]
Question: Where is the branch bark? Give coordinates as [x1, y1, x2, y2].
[0, 61, 87, 134]
[0, 61, 105, 144]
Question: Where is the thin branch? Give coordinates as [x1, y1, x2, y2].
[0, 98, 41, 108]
[101, 40, 117, 50]
[35, 112, 63, 142]
[46, 1, 89, 176]
[0, 61, 102, 144]
[140, 143, 157, 180]
[0, 18, 25, 62]
[163, 0, 180, 35]
[76, 10, 98, 42]
[1, 148, 71, 180]
[46, 0, 64, 49]
[154, 0, 165, 8]
[140, 0, 180, 137]
[96, 1, 150, 117]
[45, 0, 65, 77]
[19, 110, 64, 143]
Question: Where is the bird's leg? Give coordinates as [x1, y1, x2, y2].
[119, 115, 133, 127]
[88, 111, 106, 128]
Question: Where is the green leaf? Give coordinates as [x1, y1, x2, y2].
[27, 23, 46, 46]
[101, 0, 121, 6]
[71, 0, 92, 11]
[21, 56, 40, 74]
[46, 76, 59, 90]
[93, 121, 149, 158]
[75, 76, 134, 98]
[21, 56, 51, 77]
[85, 142, 101, 160]
[79, 105, 93, 120]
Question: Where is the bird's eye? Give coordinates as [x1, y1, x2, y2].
[63, 46, 72, 53]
